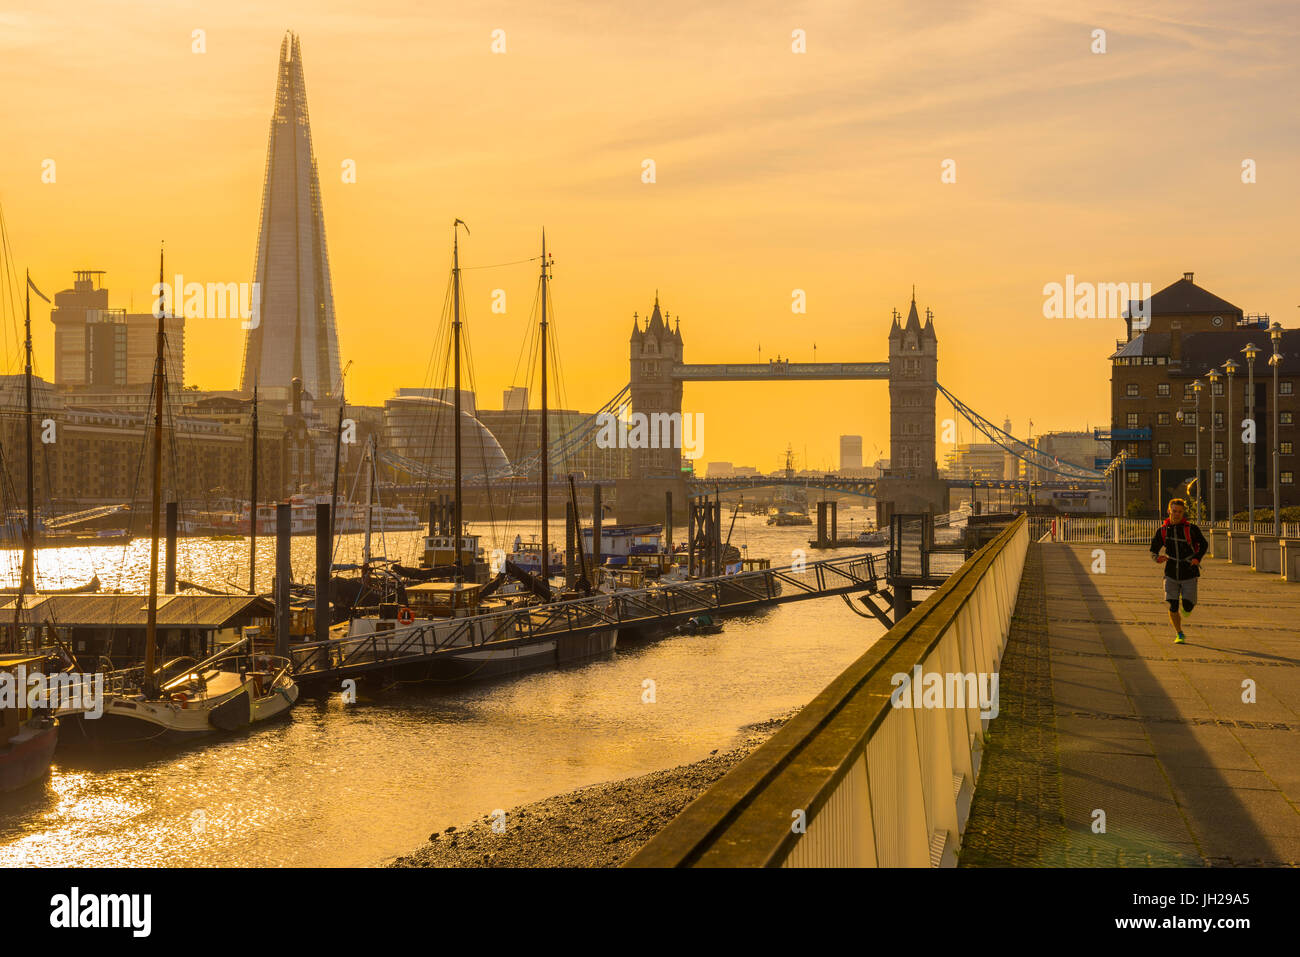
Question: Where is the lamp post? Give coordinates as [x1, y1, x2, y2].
[1208, 369, 1220, 524]
[1271, 322, 1283, 537]
[1243, 342, 1260, 533]
[1225, 359, 1239, 525]
[1120, 448, 1127, 518]
[1192, 379, 1204, 522]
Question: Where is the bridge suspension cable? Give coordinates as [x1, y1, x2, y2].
[936, 382, 1105, 482]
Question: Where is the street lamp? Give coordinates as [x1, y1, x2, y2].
[1192, 379, 1204, 522]
[1208, 369, 1220, 524]
[1225, 359, 1239, 525]
[1270, 322, 1283, 537]
[1243, 342, 1260, 533]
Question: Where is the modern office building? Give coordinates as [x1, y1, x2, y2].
[839, 435, 863, 471]
[50, 271, 184, 390]
[239, 31, 343, 404]
[942, 443, 1007, 481]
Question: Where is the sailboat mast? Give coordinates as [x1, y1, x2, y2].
[144, 245, 168, 693]
[329, 373, 346, 548]
[539, 230, 549, 586]
[249, 381, 259, 594]
[21, 271, 35, 593]
[363, 435, 374, 567]
[452, 221, 464, 581]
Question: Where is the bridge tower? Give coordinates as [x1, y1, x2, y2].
[628, 295, 684, 475]
[888, 295, 938, 478]
[876, 294, 948, 523]
[618, 295, 688, 522]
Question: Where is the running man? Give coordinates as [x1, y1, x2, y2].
[1149, 498, 1208, 644]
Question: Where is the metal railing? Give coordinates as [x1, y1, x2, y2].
[1041, 516, 1300, 544]
[290, 551, 887, 679]
[627, 515, 1029, 868]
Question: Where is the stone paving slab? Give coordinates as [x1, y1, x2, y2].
[960, 542, 1300, 867]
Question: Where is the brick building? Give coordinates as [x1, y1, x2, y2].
[1108, 273, 1298, 519]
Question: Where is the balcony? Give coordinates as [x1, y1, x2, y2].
[1095, 457, 1152, 471]
[1093, 427, 1152, 441]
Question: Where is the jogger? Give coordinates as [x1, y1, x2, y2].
[1149, 498, 1208, 644]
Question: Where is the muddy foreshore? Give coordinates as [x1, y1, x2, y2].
[388, 711, 795, 868]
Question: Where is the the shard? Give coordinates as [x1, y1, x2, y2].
[240, 31, 342, 402]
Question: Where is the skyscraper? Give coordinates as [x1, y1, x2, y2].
[240, 31, 342, 403]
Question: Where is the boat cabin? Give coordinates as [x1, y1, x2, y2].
[0, 654, 52, 746]
[599, 566, 647, 592]
[405, 581, 485, 619]
[421, 533, 481, 570]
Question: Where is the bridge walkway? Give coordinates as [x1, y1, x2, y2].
[960, 544, 1300, 866]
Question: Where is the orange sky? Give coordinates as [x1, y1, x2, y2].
[1, 0, 1297, 471]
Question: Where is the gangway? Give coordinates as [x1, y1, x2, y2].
[41, 504, 130, 529]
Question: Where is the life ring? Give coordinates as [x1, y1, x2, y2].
[171, 692, 189, 709]
[397, 606, 414, 625]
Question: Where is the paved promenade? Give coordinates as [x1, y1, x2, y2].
[961, 542, 1300, 866]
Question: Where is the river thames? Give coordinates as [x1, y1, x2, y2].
[0, 512, 887, 867]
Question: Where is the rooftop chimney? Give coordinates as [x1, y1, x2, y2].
[1183, 272, 1194, 282]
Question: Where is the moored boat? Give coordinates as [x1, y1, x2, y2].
[69, 638, 297, 744]
[0, 654, 59, 792]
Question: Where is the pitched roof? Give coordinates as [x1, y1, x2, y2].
[0, 594, 273, 628]
[1141, 276, 1241, 317]
[1110, 333, 1171, 358]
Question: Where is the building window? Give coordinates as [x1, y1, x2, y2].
[1184, 411, 1197, 426]
[1157, 412, 1170, 425]
[1214, 412, 1224, 428]
[1215, 470, 1225, 488]
[1284, 412, 1294, 425]
[1213, 381, 1224, 396]
[1125, 383, 1139, 396]
[1283, 441, 1294, 456]
[1127, 442, 1140, 455]
[1156, 441, 1170, 455]
[1126, 413, 1139, 427]
[1214, 441, 1224, 459]
[1282, 382, 1293, 395]
[1127, 472, 1141, 486]
[1184, 442, 1195, 456]
[1284, 471, 1295, 486]
[1182, 383, 1194, 397]
[1157, 383, 1170, 397]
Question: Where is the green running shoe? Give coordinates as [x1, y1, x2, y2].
[1174, 633, 1186, 644]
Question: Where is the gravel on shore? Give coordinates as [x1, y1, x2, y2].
[388, 711, 796, 868]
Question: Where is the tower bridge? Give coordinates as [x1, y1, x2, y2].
[617, 293, 947, 524]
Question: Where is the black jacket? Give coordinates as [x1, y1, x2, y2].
[1149, 520, 1207, 580]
